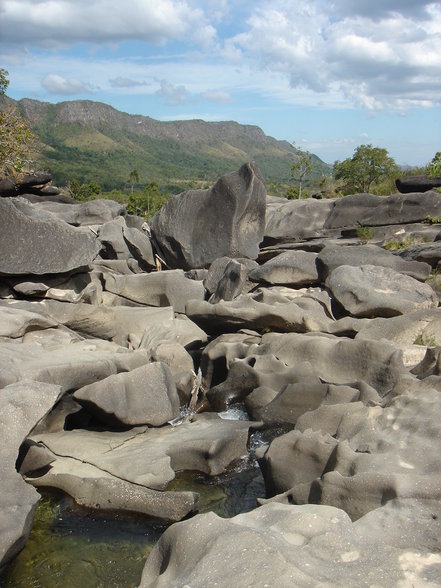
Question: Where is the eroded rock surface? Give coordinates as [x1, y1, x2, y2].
[151, 162, 266, 269]
[1, 166, 441, 587]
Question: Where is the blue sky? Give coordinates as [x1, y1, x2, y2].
[1, 0, 440, 166]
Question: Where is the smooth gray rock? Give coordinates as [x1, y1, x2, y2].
[0, 299, 206, 351]
[265, 197, 335, 242]
[254, 332, 404, 396]
[139, 502, 435, 588]
[103, 270, 205, 313]
[0, 198, 100, 276]
[74, 362, 180, 427]
[396, 175, 441, 193]
[249, 250, 319, 286]
[207, 332, 393, 411]
[10, 272, 100, 304]
[0, 339, 148, 391]
[0, 306, 57, 338]
[326, 264, 438, 318]
[97, 216, 155, 269]
[210, 258, 258, 303]
[98, 216, 132, 259]
[122, 224, 155, 268]
[29, 413, 252, 490]
[204, 257, 258, 298]
[27, 455, 198, 522]
[264, 381, 441, 526]
[355, 308, 441, 347]
[186, 290, 335, 334]
[260, 429, 338, 495]
[151, 342, 194, 375]
[151, 163, 266, 270]
[325, 191, 441, 229]
[32, 199, 126, 226]
[0, 380, 63, 569]
[396, 241, 441, 268]
[200, 332, 261, 390]
[317, 244, 431, 281]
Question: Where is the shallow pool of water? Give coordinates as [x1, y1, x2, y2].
[0, 491, 166, 588]
[1, 457, 265, 588]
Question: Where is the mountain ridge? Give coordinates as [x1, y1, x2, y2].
[1, 96, 329, 192]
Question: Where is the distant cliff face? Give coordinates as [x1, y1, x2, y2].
[2, 96, 329, 190]
[17, 98, 277, 144]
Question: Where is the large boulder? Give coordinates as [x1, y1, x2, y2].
[0, 380, 63, 569]
[27, 413, 252, 490]
[139, 502, 438, 587]
[326, 265, 438, 318]
[265, 379, 441, 529]
[150, 163, 266, 270]
[103, 270, 205, 313]
[0, 198, 100, 276]
[24, 453, 198, 522]
[265, 197, 335, 242]
[316, 244, 431, 281]
[395, 175, 441, 193]
[0, 339, 147, 391]
[73, 362, 180, 427]
[249, 250, 319, 286]
[31, 199, 126, 226]
[325, 191, 441, 229]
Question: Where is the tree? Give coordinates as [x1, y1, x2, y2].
[290, 143, 316, 198]
[127, 182, 167, 218]
[0, 69, 8, 94]
[333, 144, 398, 194]
[427, 152, 441, 178]
[128, 168, 140, 193]
[0, 69, 36, 176]
[68, 179, 102, 201]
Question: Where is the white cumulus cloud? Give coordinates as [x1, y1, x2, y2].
[41, 73, 91, 95]
[201, 90, 233, 103]
[226, 0, 441, 109]
[0, 0, 216, 47]
[156, 79, 188, 105]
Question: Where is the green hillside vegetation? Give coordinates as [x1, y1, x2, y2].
[1, 97, 330, 195]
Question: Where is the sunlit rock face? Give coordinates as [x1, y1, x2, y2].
[150, 162, 267, 270]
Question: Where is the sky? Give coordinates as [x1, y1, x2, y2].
[1, 0, 440, 166]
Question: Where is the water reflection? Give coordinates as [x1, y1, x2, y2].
[0, 492, 166, 588]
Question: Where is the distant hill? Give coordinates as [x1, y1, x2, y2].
[1, 96, 330, 193]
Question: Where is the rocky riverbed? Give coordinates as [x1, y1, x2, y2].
[1, 162, 441, 586]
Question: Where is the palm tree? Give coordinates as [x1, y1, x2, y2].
[129, 169, 140, 193]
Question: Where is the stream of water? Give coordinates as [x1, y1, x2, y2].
[1, 417, 269, 588]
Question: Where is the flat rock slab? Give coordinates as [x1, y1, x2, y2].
[32, 199, 126, 226]
[265, 197, 335, 242]
[0, 380, 63, 568]
[0, 340, 148, 391]
[254, 331, 405, 396]
[355, 308, 441, 346]
[151, 163, 266, 270]
[265, 380, 441, 528]
[0, 299, 207, 350]
[326, 264, 438, 318]
[186, 291, 334, 334]
[27, 457, 198, 522]
[317, 243, 430, 281]
[249, 250, 319, 286]
[103, 270, 205, 313]
[0, 306, 57, 339]
[325, 191, 441, 229]
[29, 413, 252, 490]
[73, 362, 180, 427]
[139, 502, 438, 588]
[0, 197, 101, 276]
